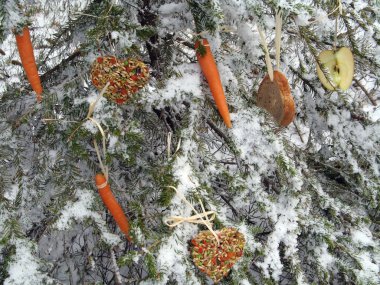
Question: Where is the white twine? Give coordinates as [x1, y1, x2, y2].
[258, 27, 274, 81]
[275, 10, 283, 70]
[258, 10, 284, 81]
[167, 131, 172, 160]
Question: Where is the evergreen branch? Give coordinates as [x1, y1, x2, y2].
[353, 78, 377, 106]
[206, 119, 240, 161]
[289, 65, 320, 95]
[40, 49, 82, 83]
[188, 0, 222, 35]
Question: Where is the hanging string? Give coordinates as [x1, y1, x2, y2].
[164, 186, 219, 244]
[308, 0, 342, 25]
[93, 132, 108, 186]
[338, 0, 342, 15]
[333, 0, 342, 51]
[257, 27, 274, 81]
[66, 82, 110, 187]
[167, 131, 172, 160]
[67, 82, 110, 142]
[275, 10, 283, 70]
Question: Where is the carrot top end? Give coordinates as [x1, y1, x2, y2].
[195, 39, 208, 57]
[95, 173, 107, 185]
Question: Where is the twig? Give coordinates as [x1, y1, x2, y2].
[67, 121, 86, 142]
[289, 66, 320, 95]
[175, 37, 195, 50]
[206, 118, 243, 170]
[41, 50, 82, 82]
[110, 248, 123, 285]
[121, 0, 143, 11]
[219, 194, 239, 217]
[353, 78, 377, 106]
[293, 122, 305, 143]
[206, 119, 230, 144]
[11, 107, 35, 129]
[42, 118, 79, 123]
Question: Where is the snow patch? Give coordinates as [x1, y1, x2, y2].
[55, 189, 95, 230]
[4, 184, 19, 201]
[5, 240, 53, 285]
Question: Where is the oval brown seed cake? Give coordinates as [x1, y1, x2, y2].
[256, 70, 295, 127]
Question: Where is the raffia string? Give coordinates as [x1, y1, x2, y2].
[167, 131, 172, 160]
[86, 82, 110, 119]
[258, 10, 284, 81]
[77, 82, 110, 188]
[308, 0, 342, 25]
[164, 186, 220, 244]
[67, 82, 110, 142]
[93, 135, 108, 189]
[258, 27, 274, 81]
[275, 10, 283, 70]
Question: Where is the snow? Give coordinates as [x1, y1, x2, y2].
[294, 12, 312, 27]
[351, 228, 376, 247]
[231, 108, 283, 168]
[146, 63, 203, 108]
[355, 252, 380, 283]
[153, 227, 199, 285]
[4, 184, 18, 201]
[55, 189, 95, 230]
[158, 3, 187, 15]
[316, 243, 335, 268]
[4, 240, 53, 285]
[257, 195, 301, 281]
[157, 2, 192, 35]
[55, 188, 121, 246]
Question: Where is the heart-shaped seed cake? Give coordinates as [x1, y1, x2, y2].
[91, 56, 149, 104]
[190, 227, 245, 283]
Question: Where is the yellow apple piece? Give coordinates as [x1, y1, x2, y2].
[316, 47, 354, 91]
[335, 47, 354, 90]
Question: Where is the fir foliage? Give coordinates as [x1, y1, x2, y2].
[0, 0, 379, 284]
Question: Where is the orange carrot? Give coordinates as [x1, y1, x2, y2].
[95, 173, 131, 241]
[195, 38, 232, 128]
[15, 27, 43, 101]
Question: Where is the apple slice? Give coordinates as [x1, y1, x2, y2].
[316, 47, 354, 91]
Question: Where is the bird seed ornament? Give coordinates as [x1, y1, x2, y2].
[256, 11, 295, 127]
[164, 186, 245, 283]
[190, 227, 245, 283]
[90, 56, 149, 104]
[316, 2, 354, 91]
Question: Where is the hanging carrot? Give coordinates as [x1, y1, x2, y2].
[15, 27, 43, 101]
[95, 173, 131, 241]
[195, 38, 232, 128]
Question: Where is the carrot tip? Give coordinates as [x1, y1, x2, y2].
[225, 121, 232, 128]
